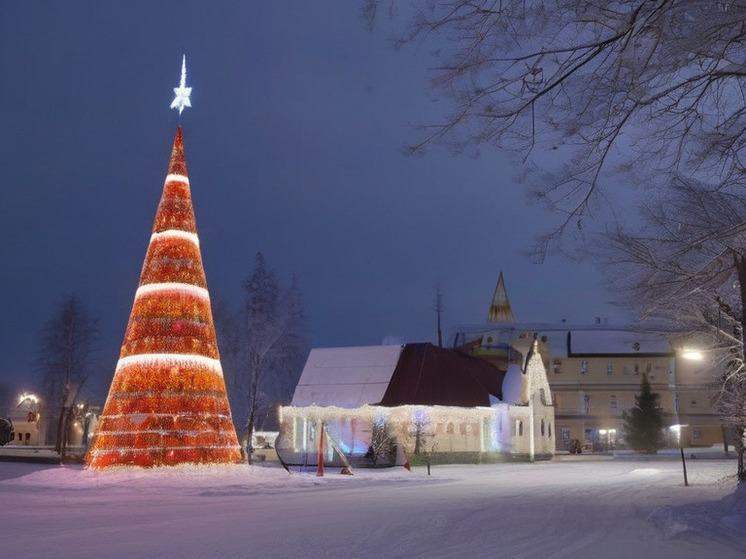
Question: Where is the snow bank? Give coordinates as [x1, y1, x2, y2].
[1, 459, 744, 558]
[649, 483, 746, 552]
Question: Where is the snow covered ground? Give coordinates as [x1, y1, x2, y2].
[1, 455, 744, 559]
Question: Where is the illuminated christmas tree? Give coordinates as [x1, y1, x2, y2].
[86, 58, 242, 468]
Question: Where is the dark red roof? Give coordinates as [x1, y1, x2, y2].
[378, 343, 505, 407]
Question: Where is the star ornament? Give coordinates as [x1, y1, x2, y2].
[170, 55, 192, 115]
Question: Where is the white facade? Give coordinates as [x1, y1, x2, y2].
[277, 342, 555, 465]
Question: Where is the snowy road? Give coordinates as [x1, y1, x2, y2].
[1, 456, 743, 558]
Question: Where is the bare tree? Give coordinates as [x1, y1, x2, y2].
[410, 409, 431, 456]
[364, 1, 746, 252]
[36, 294, 98, 458]
[597, 178, 746, 476]
[366, 416, 396, 466]
[223, 253, 309, 463]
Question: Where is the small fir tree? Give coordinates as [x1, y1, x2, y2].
[622, 373, 665, 454]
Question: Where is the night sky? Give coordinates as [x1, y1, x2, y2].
[0, 2, 626, 395]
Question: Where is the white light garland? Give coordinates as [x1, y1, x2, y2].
[88, 444, 241, 455]
[150, 229, 200, 247]
[165, 173, 190, 185]
[135, 282, 210, 301]
[115, 353, 223, 376]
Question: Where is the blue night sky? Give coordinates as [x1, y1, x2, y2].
[0, 2, 626, 394]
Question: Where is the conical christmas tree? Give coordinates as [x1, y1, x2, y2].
[87, 127, 242, 468]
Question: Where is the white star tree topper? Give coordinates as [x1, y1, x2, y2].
[170, 55, 192, 115]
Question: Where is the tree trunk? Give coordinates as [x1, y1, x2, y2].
[734, 255, 746, 483]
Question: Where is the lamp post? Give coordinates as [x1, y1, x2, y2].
[598, 429, 615, 453]
[17, 394, 41, 445]
[670, 424, 689, 487]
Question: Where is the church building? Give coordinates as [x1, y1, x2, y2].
[277, 336, 555, 467]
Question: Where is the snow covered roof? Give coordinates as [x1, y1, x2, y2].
[291, 345, 404, 407]
[453, 323, 675, 358]
[291, 343, 506, 408]
[567, 329, 672, 356]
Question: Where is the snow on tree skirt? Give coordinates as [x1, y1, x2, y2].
[86, 127, 242, 469]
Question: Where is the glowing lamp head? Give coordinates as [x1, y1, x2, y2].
[681, 349, 704, 361]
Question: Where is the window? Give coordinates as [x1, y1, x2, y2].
[518, 420, 524, 437]
[691, 399, 697, 408]
[548, 423, 552, 438]
[610, 395, 617, 409]
[541, 419, 545, 436]
[553, 359, 562, 374]
[606, 363, 613, 376]
[583, 395, 591, 414]
[646, 362, 652, 374]
[692, 429, 702, 439]
[580, 360, 588, 375]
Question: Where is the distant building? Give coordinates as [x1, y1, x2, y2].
[277, 342, 555, 467]
[454, 273, 728, 452]
[5, 396, 41, 446]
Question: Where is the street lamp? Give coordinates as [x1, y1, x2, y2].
[17, 393, 40, 408]
[598, 429, 616, 453]
[670, 424, 689, 486]
[680, 348, 704, 361]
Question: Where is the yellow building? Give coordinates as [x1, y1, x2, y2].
[455, 273, 727, 452]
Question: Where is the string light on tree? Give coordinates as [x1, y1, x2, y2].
[86, 58, 241, 469]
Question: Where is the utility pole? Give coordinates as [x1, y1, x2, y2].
[435, 281, 444, 348]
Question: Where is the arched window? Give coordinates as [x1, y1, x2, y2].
[541, 419, 545, 436]
[518, 421, 523, 437]
[548, 423, 552, 438]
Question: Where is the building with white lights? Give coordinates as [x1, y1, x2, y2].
[453, 274, 728, 452]
[277, 341, 555, 467]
